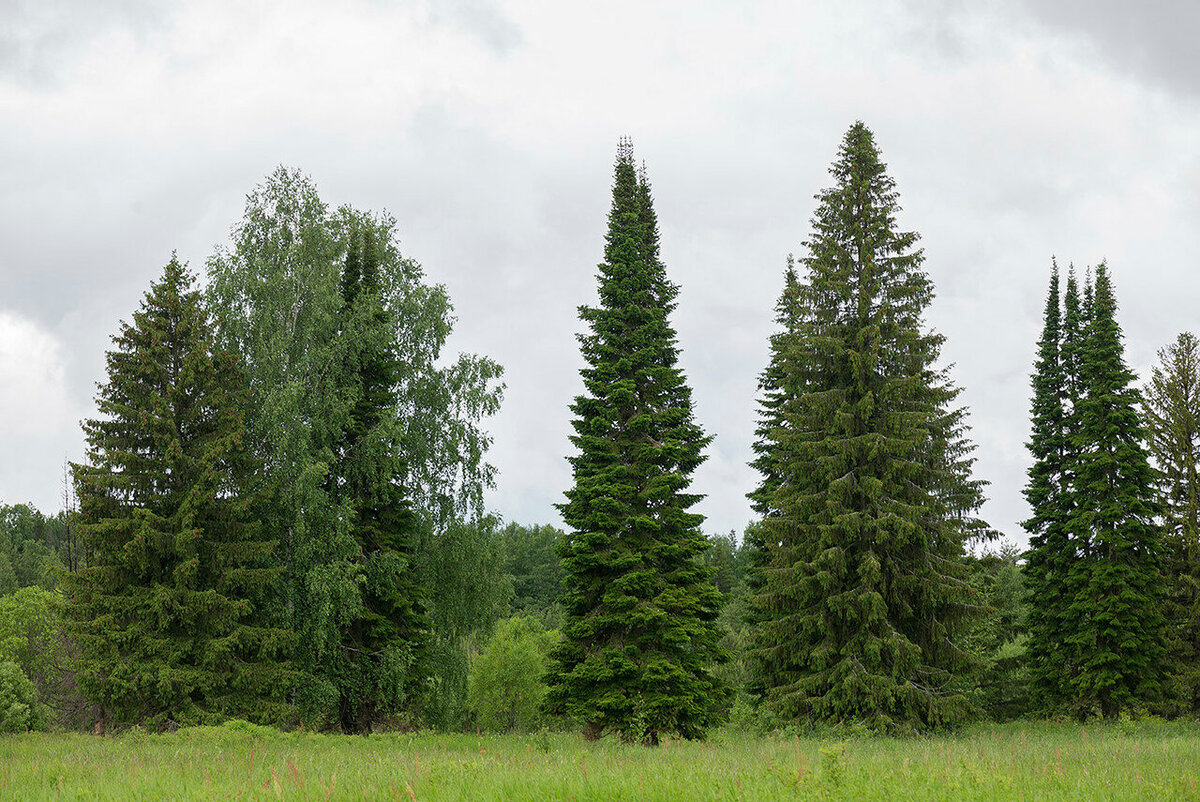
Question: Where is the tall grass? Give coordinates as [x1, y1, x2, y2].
[1, 719, 1198, 800]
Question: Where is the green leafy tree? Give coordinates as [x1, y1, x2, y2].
[206, 169, 502, 730]
[746, 122, 989, 733]
[546, 141, 728, 744]
[1143, 331, 1200, 715]
[0, 504, 64, 591]
[0, 587, 68, 720]
[66, 257, 292, 728]
[418, 516, 510, 729]
[0, 661, 40, 732]
[468, 615, 559, 732]
[1063, 264, 1164, 719]
[500, 523, 565, 617]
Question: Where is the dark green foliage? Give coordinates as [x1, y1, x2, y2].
[1022, 264, 1074, 710]
[1062, 265, 1164, 719]
[67, 257, 293, 729]
[321, 221, 430, 734]
[960, 546, 1029, 721]
[1143, 332, 1200, 715]
[499, 523, 565, 618]
[703, 531, 745, 596]
[0, 505, 67, 592]
[546, 141, 728, 744]
[742, 262, 803, 680]
[747, 258, 802, 522]
[747, 122, 988, 733]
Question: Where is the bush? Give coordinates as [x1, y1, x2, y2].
[467, 616, 559, 732]
[0, 660, 41, 732]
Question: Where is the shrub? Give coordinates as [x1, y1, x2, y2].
[467, 616, 559, 732]
[0, 660, 41, 732]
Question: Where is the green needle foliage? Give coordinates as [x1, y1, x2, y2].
[1063, 264, 1164, 719]
[1143, 331, 1200, 715]
[545, 140, 727, 745]
[747, 122, 989, 733]
[67, 257, 292, 729]
[1022, 263, 1074, 710]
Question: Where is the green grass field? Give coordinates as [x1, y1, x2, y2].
[2, 720, 1199, 800]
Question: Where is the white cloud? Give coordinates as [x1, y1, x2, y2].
[0, 311, 79, 510]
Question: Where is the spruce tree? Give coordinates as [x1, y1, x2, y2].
[545, 141, 727, 744]
[743, 258, 802, 700]
[748, 257, 802, 520]
[1143, 332, 1200, 714]
[67, 257, 292, 728]
[1022, 263, 1073, 709]
[1063, 263, 1164, 719]
[324, 223, 429, 733]
[747, 122, 988, 732]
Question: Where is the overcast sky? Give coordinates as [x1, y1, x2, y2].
[2, 0, 1198, 547]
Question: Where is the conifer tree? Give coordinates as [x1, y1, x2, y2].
[1022, 263, 1073, 709]
[747, 122, 988, 733]
[545, 141, 727, 744]
[323, 223, 429, 733]
[743, 258, 802, 697]
[1062, 263, 1164, 719]
[1143, 332, 1200, 714]
[748, 257, 802, 521]
[67, 257, 292, 728]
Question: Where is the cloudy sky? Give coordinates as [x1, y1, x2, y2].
[3, 0, 1198, 547]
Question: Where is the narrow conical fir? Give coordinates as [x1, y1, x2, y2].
[747, 122, 989, 733]
[1063, 263, 1164, 719]
[67, 257, 293, 728]
[324, 222, 428, 733]
[545, 141, 727, 744]
[1022, 262, 1073, 710]
[743, 258, 803, 700]
[1143, 332, 1200, 714]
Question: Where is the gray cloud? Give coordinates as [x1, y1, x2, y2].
[3, 0, 1198, 548]
[901, 0, 1200, 99]
[1016, 0, 1200, 98]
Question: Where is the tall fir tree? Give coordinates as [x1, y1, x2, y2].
[1062, 263, 1164, 719]
[545, 141, 727, 744]
[322, 223, 429, 733]
[1143, 332, 1200, 714]
[743, 258, 802, 698]
[1021, 262, 1073, 709]
[746, 122, 989, 733]
[67, 257, 292, 728]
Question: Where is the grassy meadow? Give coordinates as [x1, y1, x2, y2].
[2, 720, 1199, 800]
